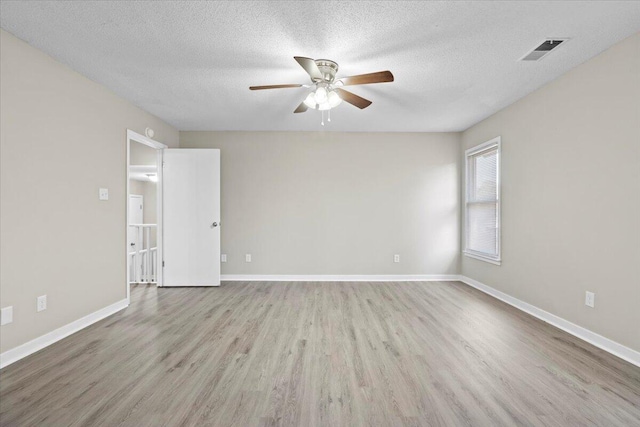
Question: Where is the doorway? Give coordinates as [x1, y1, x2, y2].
[128, 194, 153, 284]
[128, 194, 143, 259]
[126, 130, 167, 303]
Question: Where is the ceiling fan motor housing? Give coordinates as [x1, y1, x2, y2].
[314, 59, 339, 83]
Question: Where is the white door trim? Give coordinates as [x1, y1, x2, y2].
[126, 130, 167, 303]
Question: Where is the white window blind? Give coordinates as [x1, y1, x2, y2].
[465, 137, 501, 264]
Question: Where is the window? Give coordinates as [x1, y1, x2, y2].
[464, 137, 501, 265]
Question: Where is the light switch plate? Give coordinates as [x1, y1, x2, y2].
[1, 306, 13, 326]
[394, 254, 400, 263]
[99, 188, 109, 200]
[245, 254, 252, 263]
[221, 254, 227, 263]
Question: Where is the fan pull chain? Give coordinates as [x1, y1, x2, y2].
[321, 110, 325, 126]
[328, 110, 331, 122]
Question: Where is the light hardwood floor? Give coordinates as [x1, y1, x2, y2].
[1, 281, 639, 426]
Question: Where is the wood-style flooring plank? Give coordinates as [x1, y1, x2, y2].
[1, 281, 639, 426]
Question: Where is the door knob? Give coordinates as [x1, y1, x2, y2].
[211, 222, 218, 228]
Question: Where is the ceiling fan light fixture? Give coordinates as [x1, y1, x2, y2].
[327, 90, 342, 108]
[303, 92, 317, 109]
[314, 86, 328, 103]
[250, 56, 394, 122]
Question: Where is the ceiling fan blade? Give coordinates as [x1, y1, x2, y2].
[340, 70, 394, 86]
[294, 56, 323, 81]
[249, 84, 303, 90]
[335, 88, 372, 109]
[294, 102, 309, 113]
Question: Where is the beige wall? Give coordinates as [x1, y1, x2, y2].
[141, 181, 157, 228]
[0, 29, 179, 353]
[129, 179, 145, 199]
[461, 33, 640, 352]
[130, 141, 158, 166]
[180, 131, 461, 276]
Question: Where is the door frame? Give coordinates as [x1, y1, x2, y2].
[126, 129, 167, 304]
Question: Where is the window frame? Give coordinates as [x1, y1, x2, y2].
[464, 136, 502, 265]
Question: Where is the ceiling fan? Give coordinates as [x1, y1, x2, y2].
[250, 57, 394, 124]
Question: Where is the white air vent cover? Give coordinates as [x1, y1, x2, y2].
[521, 39, 568, 61]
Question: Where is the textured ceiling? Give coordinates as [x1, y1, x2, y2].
[1, 1, 639, 132]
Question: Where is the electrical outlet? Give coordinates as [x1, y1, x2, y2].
[585, 291, 595, 308]
[1, 306, 13, 326]
[99, 188, 109, 200]
[245, 254, 252, 263]
[221, 254, 227, 263]
[37, 295, 47, 312]
[394, 254, 400, 263]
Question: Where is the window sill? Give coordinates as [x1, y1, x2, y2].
[463, 251, 501, 266]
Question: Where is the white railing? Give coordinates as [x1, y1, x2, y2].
[129, 224, 157, 283]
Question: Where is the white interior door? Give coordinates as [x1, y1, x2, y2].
[128, 195, 143, 250]
[163, 149, 220, 286]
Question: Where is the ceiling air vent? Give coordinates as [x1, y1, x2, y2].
[520, 39, 567, 61]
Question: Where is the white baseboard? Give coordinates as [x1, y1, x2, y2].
[459, 276, 640, 368]
[221, 274, 462, 282]
[0, 298, 129, 370]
